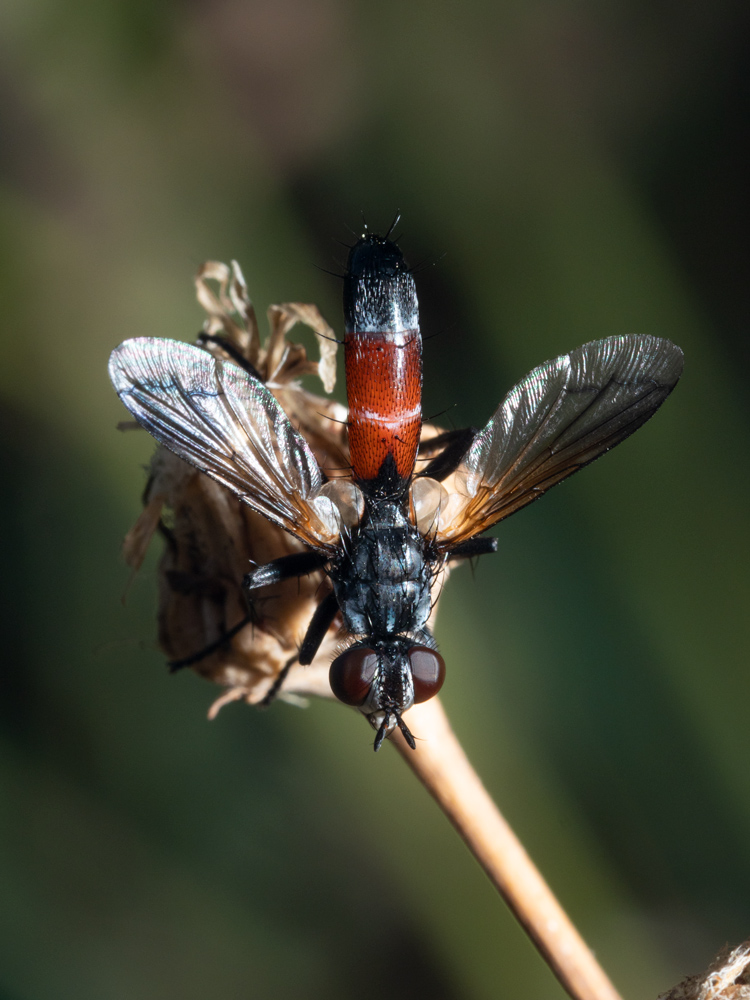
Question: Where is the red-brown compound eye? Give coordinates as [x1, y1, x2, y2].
[329, 647, 379, 706]
[408, 646, 446, 703]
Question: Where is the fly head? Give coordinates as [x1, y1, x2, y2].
[329, 639, 446, 751]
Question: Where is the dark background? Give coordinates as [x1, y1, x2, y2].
[1, 2, 749, 998]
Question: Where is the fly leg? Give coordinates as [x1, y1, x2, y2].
[416, 427, 477, 482]
[448, 537, 498, 559]
[243, 550, 327, 591]
[298, 590, 340, 665]
[196, 332, 264, 381]
[260, 589, 339, 707]
[168, 614, 257, 671]
[168, 550, 327, 672]
[244, 551, 331, 697]
[259, 653, 298, 707]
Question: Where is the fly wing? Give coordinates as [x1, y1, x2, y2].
[436, 335, 684, 546]
[109, 338, 339, 548]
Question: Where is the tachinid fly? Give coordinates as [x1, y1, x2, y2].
[109, 228, 684, 750]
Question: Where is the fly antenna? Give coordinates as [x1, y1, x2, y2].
[396, 713, 416, 749]
[373, 714, 390, 752]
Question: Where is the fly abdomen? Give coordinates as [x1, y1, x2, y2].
[344, 233, 422, 492]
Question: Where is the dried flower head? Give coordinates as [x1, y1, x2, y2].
[121, 261, 449, 717]
[659, 942, 750, 1000]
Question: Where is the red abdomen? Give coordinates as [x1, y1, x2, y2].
[345, 329, 422, 484]
[343, 231, 422, 494]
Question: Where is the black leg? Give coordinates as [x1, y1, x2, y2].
[169, 552, 327, 673]
[298, 590, 340, 665]
[168, 613, 253, 671]
[260, 653, 298, 707]
[196, 333, 264, 381]
[243, 550, 328, 592]
[448, 537, 498, 559]
[264, 588, 339, 705]
[417, 427, 477, 482]
[262, 588, 339, 705]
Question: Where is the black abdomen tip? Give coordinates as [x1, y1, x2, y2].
[344, 234, 418, 334]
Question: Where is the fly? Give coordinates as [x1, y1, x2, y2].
[108, 229, 684, 750]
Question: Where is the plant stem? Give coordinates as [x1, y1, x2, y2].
[392, 697, 624, 1000]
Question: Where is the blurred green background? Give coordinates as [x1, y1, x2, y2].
[1, 1, 748, 998]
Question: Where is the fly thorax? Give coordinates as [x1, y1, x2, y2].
[331, 504, 432, 638]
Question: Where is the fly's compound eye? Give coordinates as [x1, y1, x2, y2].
[408, 646, 446, 703]
[329, 647, 379, 706]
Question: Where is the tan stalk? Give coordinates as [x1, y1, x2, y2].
[392, 697, 624, 1000]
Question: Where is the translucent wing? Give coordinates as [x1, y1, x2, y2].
[436, 335, 684, 545]
[109, 338, 340, 548]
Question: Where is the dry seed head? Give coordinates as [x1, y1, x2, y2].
[658, 942, 750, 1000]
[122, 261, 450, 717]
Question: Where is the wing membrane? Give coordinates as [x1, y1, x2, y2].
[437, 335, 683, 545]
[109, 338, 336, 547]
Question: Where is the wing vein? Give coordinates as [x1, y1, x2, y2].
[109, 338, 337, 549]
[438, 335, 683, 546]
